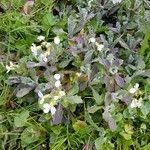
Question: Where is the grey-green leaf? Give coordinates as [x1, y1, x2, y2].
[67, 95, 83, 104]
[14, 110, 29, 127]
[91, 87, 103, 105]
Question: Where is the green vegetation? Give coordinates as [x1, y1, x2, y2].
[0, 0, 150, 149]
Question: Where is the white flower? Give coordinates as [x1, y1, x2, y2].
[37, 35, 45, 42]
[111, 0, 122, 4]
[6, 61, 19, 73]
[46, 42, 51, 48]
[38, 54, 48, 62]
[59, 91, 66, 97]
[55, 80, 61, 88]
[38, 91, 45, 104]
[95, 42, 104, 51]
[129, 83, 139, 94]
[89, 37, 96, 43]
[76, 72, 82, 77]
[6, 65, 11, 73]
[38, 91, 43, 98]
[54, 74, 61, 80]
[43, 103, 51, 113]
[41, 41, 47, 46]
[130, 98, 142, 108]
[129, 88, 136, 94]
[39, 98, 45, 104]
[88, 0, 94, 7]
[36, 46, 42, 51]
[54, 36, 60, 44]
[31, 43, 37, 56]
[43, 103, 56, 115]
[54, 96, 59, 100]
[50, 106, 56, 115]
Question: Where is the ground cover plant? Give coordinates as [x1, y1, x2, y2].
[0, 0, 150, 149]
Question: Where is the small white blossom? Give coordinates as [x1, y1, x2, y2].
[54, 36, 60, 44]
[130, 98, 142, 108]
[88, 0, 94, 7]
[36, 46, 42, 51]
[111, 0, 122, 4]
[43, 103, 56, 115]
[59, 91, 66, 97]
[55, 80, 61, 88]
[89, 37, 96, 43]
[50, 106, 56, 115]
[43, 103, 51, 113]
[129, 88, 136, 94]
[38, 91, 45, 104]
[6, 61, 19, 73]
[38, 91, 43, 98]
[54, 96, 59, 100]
[129, 83, 139, 94]
[39, 54, 48, 62]
[41, 41, 47, 46]
[95, 43, 104, 51]
[46, 42, 51, 48]
[54, 74, 61, 80]
[76, 72, 82, 77]
[31, 43, 37, 56]
[6, 65, 11, 73]
[39, 98, 45, 104]
[37, 35, 45, 42]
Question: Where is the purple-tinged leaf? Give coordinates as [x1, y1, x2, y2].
[104, 92, 112, 106]
[104, 76, 115, 92]
[16, 84, 33, 98]
[122, 94, 132, 105]
[102, 108, 110, 122]
[115, 74, 124, 87]
[103, 108, 117, 132]
[119, 39, 130, 50]
[69, 46, 78, 56]
[108, 118, 117, 132]
[112, 59, 123, 66]
[27, 62, 46, 68]
[101, 59, 111, 69]
[8, 76, 21, 85]
[0, 55, 6, 62]
[52, 104, 63, 125]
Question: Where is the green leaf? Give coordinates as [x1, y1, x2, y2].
[67, 95, 83, 104]
[95, 137, 106, 150]
[87, 105, 102, 113]
[42, 13, 56, 27]
[85, 111, 100, 131]
[14, 110, 29, 127]
[141, 102, 150, 116]
[16, 87, 33, 98]
[140, 30, 150, 56]
[91, 87, 103, 105]
[21, 127, 40, 147]
[67, 84, 79, 96]
[141, 144, 150, 150]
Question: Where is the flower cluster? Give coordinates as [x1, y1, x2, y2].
[129, 83, 142, 108]
[130, 98, 142, 108]
[37, 73, 65, 115]
[30, 36, 61, 63]
[89, 37, 104, 51]
[129, 83, 139, 94]
[54, 73, 61, 88]
[6, 61, 19, 73]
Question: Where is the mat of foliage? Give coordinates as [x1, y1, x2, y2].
[0, 0, 150, 149]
